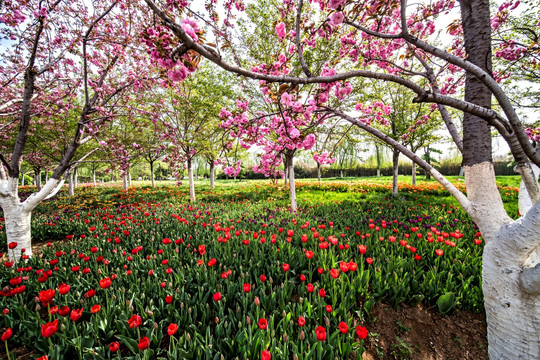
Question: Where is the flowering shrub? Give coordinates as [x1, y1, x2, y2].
[0, 179, 498, 358]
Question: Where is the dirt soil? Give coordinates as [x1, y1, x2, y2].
[363, 303, 488, 360]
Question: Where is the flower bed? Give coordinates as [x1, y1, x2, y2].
[0, 181, 489, 359]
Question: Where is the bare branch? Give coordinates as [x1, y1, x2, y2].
[295, 0, 311, 77]
[327, 107, 473, 212]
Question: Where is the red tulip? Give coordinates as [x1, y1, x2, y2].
[258, 318, 268, 330]
[109, 341, 120, 352]
[243, 283, 251, 293]
[59, 306, 70, 317]
[298, 316, 306, 327]
[330, 269, 339, 279]
[307, 283, 314, 293]
[38, 289, 55, 306]
[137, 336, 149, 350]
[318, 289, 326, 297]
[338, 321, 349, 334]
[168, 323, 178, 336]
[128, 314, 142, 328]
[99, 277, 111, 289]
[435, 249, 444, 256]
[58, 283, 70, 295]
[282, 263, 289, 272]
[358, 244, 367, 254]
[213, 292, 222, 302]
[356, 325, 368, 339]
[262, 349, 271, 360]
[70, 308, 83, 322]
[1, 328, 12, 341]
[91, 304, 101, 314]
[315, 326, 326, 341]
[41, 319, 59, 338]
[8, 242, 17, 249]
[165, 295, 173, 304]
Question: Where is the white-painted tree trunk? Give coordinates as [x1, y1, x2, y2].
[518, 162, 540, 216]
[128, 171, 132, 187]
[1, 177, 63, 261]
[392, 149, 399, 198]
[210, 163, 215, 190]
[188, 159, 195, 202]
[68, 171, 75, 196]
[340, 169, 344, 178]
[93, 170, 96, 186]
[283, 156, 288, 186]
[317, 163, 321, 185]
[74, 168, 78, 188]
[2, 200, 32, 260]
[122, 174, 128, 190]
[376, 168, 380, 177]
[412, 162, 417, 186]
[21, 174, 25, 186]
[288, 158, 297, 212]
[462, 162, 540, 359]
[150, 162, 155, 188]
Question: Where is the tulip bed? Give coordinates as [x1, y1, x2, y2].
[0, 179, 518, 359]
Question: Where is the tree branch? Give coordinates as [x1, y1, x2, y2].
[327, 107, 472, 212]
[295, 0, 311, 77]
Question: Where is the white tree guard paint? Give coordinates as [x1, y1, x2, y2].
[188, 163, 195, 202]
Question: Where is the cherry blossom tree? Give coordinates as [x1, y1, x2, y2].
[0, 0, 150, 260]
[143, 0, 540, 357]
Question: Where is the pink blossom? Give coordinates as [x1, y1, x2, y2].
[302, 134, 316, 150]
[281, 92, 293, 107]
[289, 128, 300, 139]
[167, 66, 189, 82]
[182, 18, 200, 41]
[275, 22, 286, 40]
[329, 12, 344, 26]
[327, 0, 346, 10]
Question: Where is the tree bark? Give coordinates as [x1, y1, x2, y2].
[128, 171, 132, 187]
[317, 163, 321, 185]
[73, 167, 78, 189]
[68, 171, 75, 196]
[459, 0, 493, 167]
[287, 154, 297, 212]
[412, 162, 417, 186]
[283, 155, 288, 186]
[188, 158, 195, 202]
[150, 161, 155, 188]
[21, 173, 25, 186]
[93, 170, 96, 186]
[2, 198, 32, 260]
[35, 169, 42, 191]
[122, 173, 128, 190]
[210, 162, 215, 190]
[392, 148, 399, 198]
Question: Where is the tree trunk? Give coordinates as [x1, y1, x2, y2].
[288, 154, 297, 212]
[68, 171, 75, 196]
[128, 171, 132, 187]
[464, 162, 537, 360]
[2, 199, 32, 261]
[150, 161, 155, 188]
[340, 169, 344, 178]
[93, 170, 96, 186]
[210, 162, 215, 190]
[35, 170, 42, 191]
[188, 158, 195, 202]
[122, 174, 128, 190]
[45, 172, 48, 183]
[376, 169, 380, 177]
[412, 162, 417, 186]
[317, 163, 321, 185]
[21, 174, 25, 186]
[283, 155, 288, 186]
[73, 167, 78, 189]
[392, 148, 399, 198]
